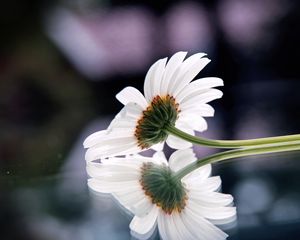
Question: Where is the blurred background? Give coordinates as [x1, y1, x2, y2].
[1, 0, 300, 239]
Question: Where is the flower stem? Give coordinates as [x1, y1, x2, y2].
[175, 141, 300, 180]
[166, 125, 300, 149]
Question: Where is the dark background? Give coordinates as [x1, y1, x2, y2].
[1, 0, 300, 239]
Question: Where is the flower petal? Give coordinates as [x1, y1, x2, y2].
[131, 197, 154, 217]
[123, 102, 144, 119]
[157, 211, 169, 240]
[130, 206, 158, 240]
[186, 176, 222, 193]
[151, 58, 168, 98]
[168, 149, 197, 172]
[144, 60, 160, 102]
[113, 186, 147, 208]
[166, 123, 194, 149]
[151, 142, 165, 152]
[179, 113, 208, 132]
[144, 58, 168, 102]
[86, 162, 140, 180]
[85, 142, 141, 160]
[180, 104, 215, 117]
[88, 178, 140, 193]
[189, 191, 234, 208]
[182, 207, 228, 240]
[188, 199, 236, 225]
[183, 164, 212, 183]
[176, 77, 224, 103]
[160, 51, 187, 95]
[180, 89, 223, 109]
[83, 130, 107, 148]
[171, 213, 198, 240]
[116, 86, 148, 108]
[109, 118, 136, 130]
[169, 53, 209, 96]
[152, 151, 168, 165]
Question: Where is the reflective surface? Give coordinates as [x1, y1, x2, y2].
[1, 118, 300, 239]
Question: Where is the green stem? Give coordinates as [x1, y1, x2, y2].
[175, 141, 300, 180]
[166, 125, 300, 149]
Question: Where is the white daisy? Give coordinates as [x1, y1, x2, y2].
[84, 52, 223, 160]
[87, 149, 236, 240]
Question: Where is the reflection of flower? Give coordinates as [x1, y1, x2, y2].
[87, 149, 236, 239]
[84, 52, 223, 160]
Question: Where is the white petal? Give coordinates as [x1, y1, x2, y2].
[85, 136, 136, 156]
[168, 54, 209, 96]
[107, 106, 132, 130]
[162, 214, 182, 240]
[187, 176, 222, 193]
[90, 135, 136, 147]
[151, 58, 168, 98]
[88, 178, 140, 193]
[131, 197, 154, 217]
[111, 193, 133, 214]
[180, 104, 215, 117]
[183, 164, 212, 183]
[168, 149, 196, 172]
[183, 165, 213, 184]
[167, 53, 206, 95]
[182, 207, 228, 240]
[101, 145, 142, 158]
[180, 89, 223, 109]
[109, 118, 136, 130]
[151, 142, 165, 152]
[193, 77, 224, 89]
[178, 213, 207, 240]
[163, 215, 180, 240]
[166, 123, 194, 149]
[86, 163, 140, 180]
[158, 211, 197, 240]
[171, 213, 198, 240]
[176, 77, 224, 102]
[152, 151, 168, 165]
[123, 102, 144, 119]
[188, 191, 234, 207]
[144, 60, 160, 102]
[144, 58, 168, 102]
[114, 187, 147, 208]
[108, 127, 136, 136]
[188, 199, 236, 223]
[83, 130, 107, 148]
[101, 155, 149, 166]
[130, 206, 158, 240]
[116, 87, 148, 108]
[172, 58, 211, 97]
[85, 142, 140, 160]
[166, 135, 193, 150]
[160, 51, 187, 95]
[157, 211, 169, 240]
[179, 113, 208, 132]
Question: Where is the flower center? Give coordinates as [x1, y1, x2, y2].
[135, 95, 180, 149]
[140, 162, 187, 214]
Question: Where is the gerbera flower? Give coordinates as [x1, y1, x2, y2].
[84, 52, 223, 160]
[87, 149, 236, 240]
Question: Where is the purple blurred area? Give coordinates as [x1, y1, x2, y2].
[1, 0, 300, 239]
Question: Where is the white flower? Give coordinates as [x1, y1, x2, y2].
[84, 52, 223, 160]
[87, 149, 236, 240]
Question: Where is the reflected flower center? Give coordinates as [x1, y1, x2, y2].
[140, 162, 187, 214]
